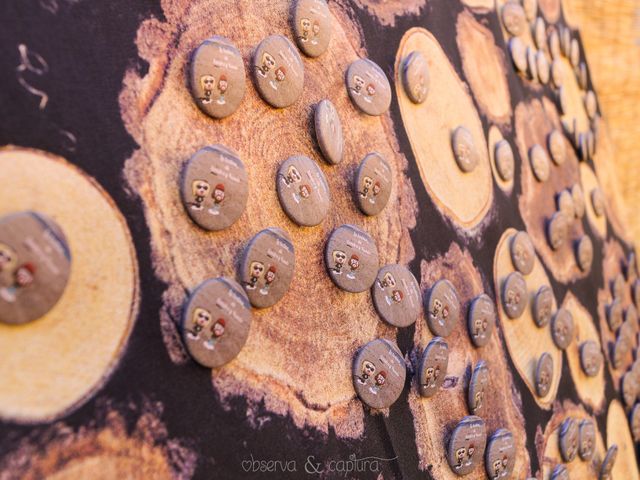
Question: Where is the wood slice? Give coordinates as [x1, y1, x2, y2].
[395, 27, 493, 229]
[562, 292, 606, 412]
[494, 228, 562, 409]
[120, 0, 418, 438]
[556, 55, 591, 138]
[539, 401, 606, 479]
[559, 1, 636, 243]
[515, 98, 588, 284]
[0, 147, 138, 423]
[409, 242, 529, 478]
[591, 119, 631, 243]
[607, 399, 640, 480]
[456, 10, 512, 125]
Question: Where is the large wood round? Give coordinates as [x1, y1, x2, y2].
[0, 147, 138, 423]
[563, 0, 640, 243]
[607, 400, 639, 480]
[395, 27, 492, 229]
[591, 121, 631, 243]
[540, 403, 606, 479]
[494, 228, 562, 409]
[456, 10, 512, 125]
[120, 0, 417, 438]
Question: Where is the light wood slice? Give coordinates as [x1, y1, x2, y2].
[0, 147, 138, 423]
[494, 228, 562, 409]
[488, 125, 515, 194]
[607, 399, 640, 480]
[562, 292, 606, 412]
[539, 402, 606, 479]
[395, 27, 493, 229]
[457, 10, 512, 125]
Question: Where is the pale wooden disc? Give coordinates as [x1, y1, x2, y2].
[591, 121, 630, 242]
[562, 292, 606, 411]
[540, 404, 606, 479]
[494, 228, 562, 409]
[461, 0, 493, 11]
[562, 0, 640, 243]
[0, 147, 138, 423]
[120, 0, 417, 438]
[395, 27, 493, 228]
[557, 56, 591, 136]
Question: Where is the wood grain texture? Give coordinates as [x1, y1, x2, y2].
[562, 292, 606, 412]
[494, 228, 562, 410]
[591, 119, 630, 243]
[0, 403, 195, 480]
[0, 148, 138, 424]
[563, 0, 640, 243]
[395, 27, 493, 230]
[457, 10, 512, 125]
[515, 98, 587, 284]
[538, 401, 606, 479]
[120, 0, 418, 438]
[409, 243, 530, 478]
[607, 399, 640, 480]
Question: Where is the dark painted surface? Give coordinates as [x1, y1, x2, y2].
[0, 0, 632, 478]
